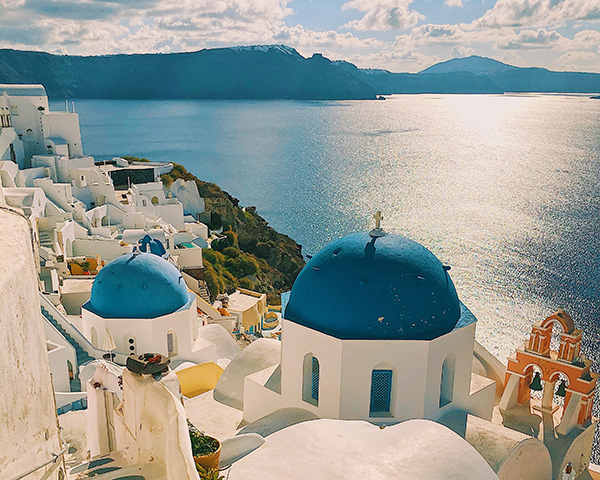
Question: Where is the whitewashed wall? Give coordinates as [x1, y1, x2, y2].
[0, 207, 65, 480]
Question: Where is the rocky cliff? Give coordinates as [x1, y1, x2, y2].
[125, 158, 305, 302]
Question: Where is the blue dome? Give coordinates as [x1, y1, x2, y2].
[88, 252, 190, 319]
[284, 232, 461, 340]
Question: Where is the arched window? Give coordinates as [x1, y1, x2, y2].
[90, 327, 98, 348]
[370, 367, 393, 416]
[440, 354, 455, 407]
[65, 239, 72, 258]
[302, 353, 319, 406]
[167, 330, 177, 357]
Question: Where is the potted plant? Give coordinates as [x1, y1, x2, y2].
[196, 466, 224, 480]
[189, 422, 221, 472]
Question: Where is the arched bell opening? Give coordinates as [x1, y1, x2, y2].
[550, 371, 570, 408]
[525, 365, 545, 402]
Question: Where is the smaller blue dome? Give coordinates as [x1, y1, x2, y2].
[285, 232, 461, 340]
[88, 252, 190, 319]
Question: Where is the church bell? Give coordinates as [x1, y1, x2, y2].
[556, 380, 567, 397]
[529, 372, 543, 391]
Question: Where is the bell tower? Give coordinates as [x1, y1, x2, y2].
[498, 310, 597, 477]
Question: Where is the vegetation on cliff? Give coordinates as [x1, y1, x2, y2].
[123, 157, 305, 303]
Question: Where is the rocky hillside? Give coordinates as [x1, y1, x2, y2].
[124, 158, 305, 302]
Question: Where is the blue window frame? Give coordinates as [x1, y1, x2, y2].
[303, 354, 320, 406]
[370, 369, 392, 414]
[311, 357, 319, 402]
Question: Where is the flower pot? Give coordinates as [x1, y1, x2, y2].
[193, 439, 221, 471]
[126, 353, 170, 375]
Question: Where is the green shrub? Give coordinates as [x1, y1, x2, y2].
[203, 264, 223, 299]
[239, 278, 254, 290]
[223, 230, 238, 247]
[210, 239, 224, 252]
[222, 247, 240, 258]
[267, 292, 281, 305]
[238, 256, 259, 276]
[202, 249, 224, 264]
[222, 270, 238, 293]
[224, 256, 259, 277]
[253, 242, 273, 259]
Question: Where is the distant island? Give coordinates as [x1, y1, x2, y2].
[335, 55, 600, 95]
[1, 47, 599, 99]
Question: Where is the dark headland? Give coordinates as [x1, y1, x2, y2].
[0, 46, 375, 100]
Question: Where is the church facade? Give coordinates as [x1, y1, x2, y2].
[243, 229, 495, 425]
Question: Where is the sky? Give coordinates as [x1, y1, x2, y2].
[0, 0, 599, 73]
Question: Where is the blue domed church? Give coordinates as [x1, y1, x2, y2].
[81, 252, 212, 364]
[242, 226, 496, 426]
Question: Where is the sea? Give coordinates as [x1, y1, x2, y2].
[53, 94, 600, 452]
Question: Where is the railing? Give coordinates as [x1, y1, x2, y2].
[8, 445, 68, 480]
[56, 394, 87, 415]
[39, 293, 129, 364]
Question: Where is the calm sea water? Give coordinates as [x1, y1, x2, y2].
[54, 95, 600, 447]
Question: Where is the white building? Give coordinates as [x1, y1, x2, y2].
[0, 91, 25, 165]
[203, 224, 593, 480]
[81, 251, 214, 366]
[242, 230, 495, 425]
[130, 182, 185, 231]
[0, 84, 208, 255]
[0, 84, 82, 166]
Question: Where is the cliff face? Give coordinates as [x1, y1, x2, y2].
[0, 46, 375, 100]
[131, 159, 305, 301]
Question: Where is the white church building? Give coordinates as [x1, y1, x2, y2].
[81, 251, 214, 365]
[242, 228, 495, 425]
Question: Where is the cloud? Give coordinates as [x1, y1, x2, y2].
[556, 50, 600, 71]
[342, 0, 424, 31]
[342, 48, 439, 71]
[394, 23, 478, 47]
[474, 0, 600, 29]
[0, 0, 25, 6]
[273, 24, 384, 55]
[496, 28, 563, 49]
[445, 0, 465, 7]
[0, 0, 295, 54]
[451, 45, 474, 57]
[568, 29, 600, 49]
